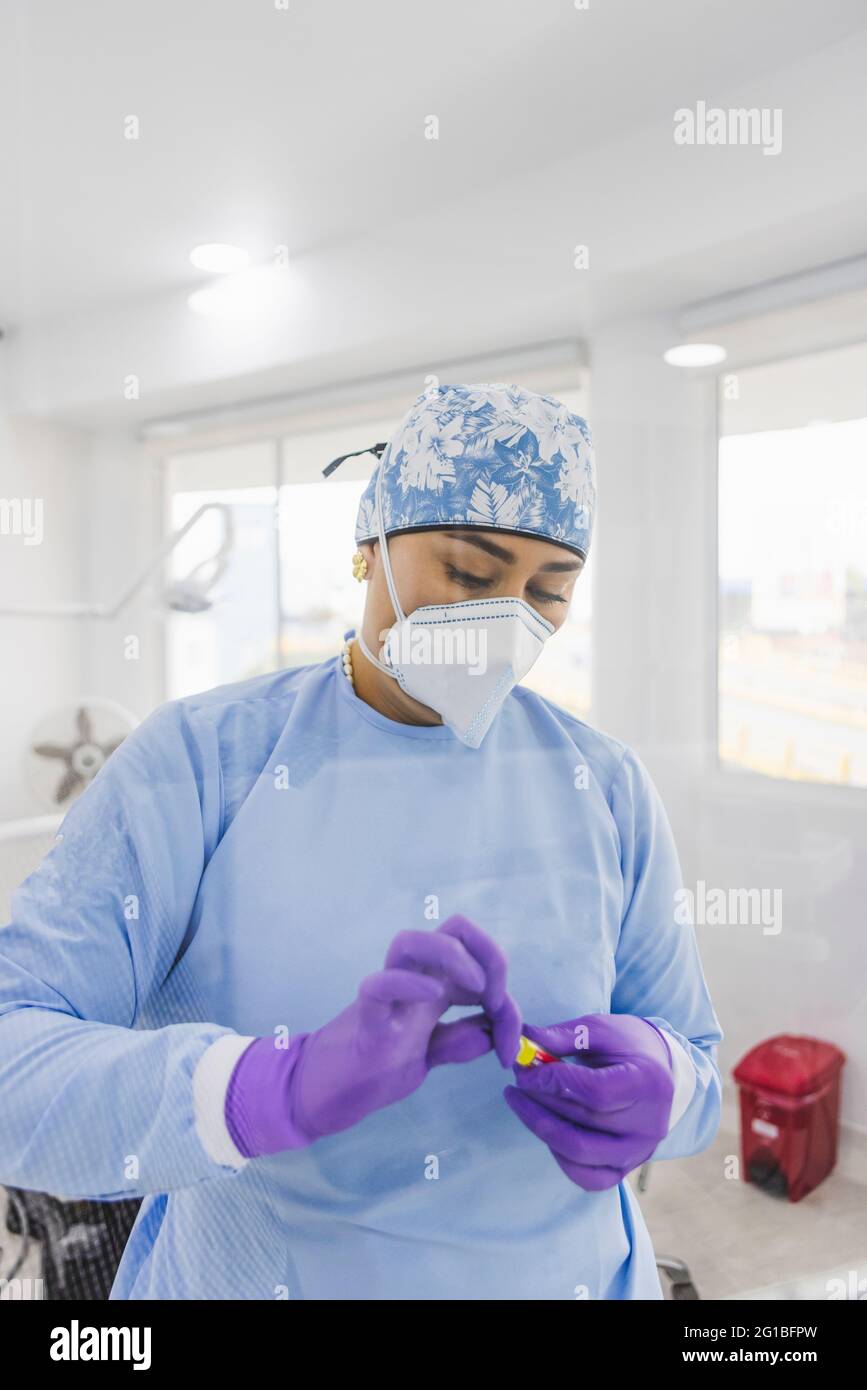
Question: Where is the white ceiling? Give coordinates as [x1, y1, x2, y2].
[2, 0, 867, 423]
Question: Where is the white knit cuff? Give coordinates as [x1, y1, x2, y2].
[662, 1031, 698, 1133]
[192, 1033, 258, 1169]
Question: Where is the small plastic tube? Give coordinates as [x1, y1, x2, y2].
[515, 1035, 559, 1067]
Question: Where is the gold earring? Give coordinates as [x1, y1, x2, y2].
[351, 550, 368, 582]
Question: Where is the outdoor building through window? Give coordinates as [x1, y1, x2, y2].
[718, 342, 867, 789]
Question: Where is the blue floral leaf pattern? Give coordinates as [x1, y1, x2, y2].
[466, 477, 523, 528]
[354, 382, 595, 558]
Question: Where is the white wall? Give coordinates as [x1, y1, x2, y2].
[591, 313, 867, 1131]
[0, 356, 162, 822]
[0, 366, 89, 821]
[83, 430, 164, 720]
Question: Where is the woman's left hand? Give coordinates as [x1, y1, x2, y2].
[502, 1014, 675, 1190]
[391, 914, 523, 1071]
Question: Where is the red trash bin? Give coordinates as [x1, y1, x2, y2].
[733, 1034, 846, 1202]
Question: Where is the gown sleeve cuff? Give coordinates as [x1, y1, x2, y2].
[192, 1033, 259, 1169]
[658, 1028, 698, 1133]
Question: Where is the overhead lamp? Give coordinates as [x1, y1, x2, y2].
[189, 243, 250, 274]
[663, 343, 728, 367]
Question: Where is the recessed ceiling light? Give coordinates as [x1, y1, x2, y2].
[187, 266, 293, 320]
[189, 243, 250, 274]
[663, 343, 727, 367]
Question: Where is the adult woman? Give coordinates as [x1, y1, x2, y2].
[0, 382, 722, 1300]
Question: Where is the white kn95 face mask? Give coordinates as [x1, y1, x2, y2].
[356, 461, 555, 748]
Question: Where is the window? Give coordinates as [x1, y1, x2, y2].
[164, 385, 592, 718]
[718, 342, 867, 789]
[278, 419, 394, 669]
[165, 442, 280, 699]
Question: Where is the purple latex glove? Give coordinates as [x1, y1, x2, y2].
[226, 913, 522, 1157]
[502, 1014, 675, 1190]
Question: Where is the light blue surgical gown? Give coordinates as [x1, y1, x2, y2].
[0, 652, 723, 1300]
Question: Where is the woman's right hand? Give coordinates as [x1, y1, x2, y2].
[224, 914, 522, 1156]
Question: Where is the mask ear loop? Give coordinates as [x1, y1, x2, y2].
[356, 445, 404, 677]
[372, 446, 405, 624]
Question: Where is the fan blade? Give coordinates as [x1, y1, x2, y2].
[32, 743, 69, 761]
[55, 769, 83, 804]
[77, 707, 94, 743]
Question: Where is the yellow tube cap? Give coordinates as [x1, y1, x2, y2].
[515, 1035, 543, 1067]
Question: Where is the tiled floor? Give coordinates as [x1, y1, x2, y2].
[630, 1115, 867, 1300]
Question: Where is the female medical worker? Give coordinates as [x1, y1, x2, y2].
[0, 383, 723, 1301]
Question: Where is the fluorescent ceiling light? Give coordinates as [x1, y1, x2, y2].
[140, 339, 586, 439]
[189, 243, 250, 274]
[143, 419, 193, 438]
[679, 256, 867, 332]
[663, 342, 727, 367]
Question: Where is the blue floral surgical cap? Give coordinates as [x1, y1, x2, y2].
[353, 382, 596, 560]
